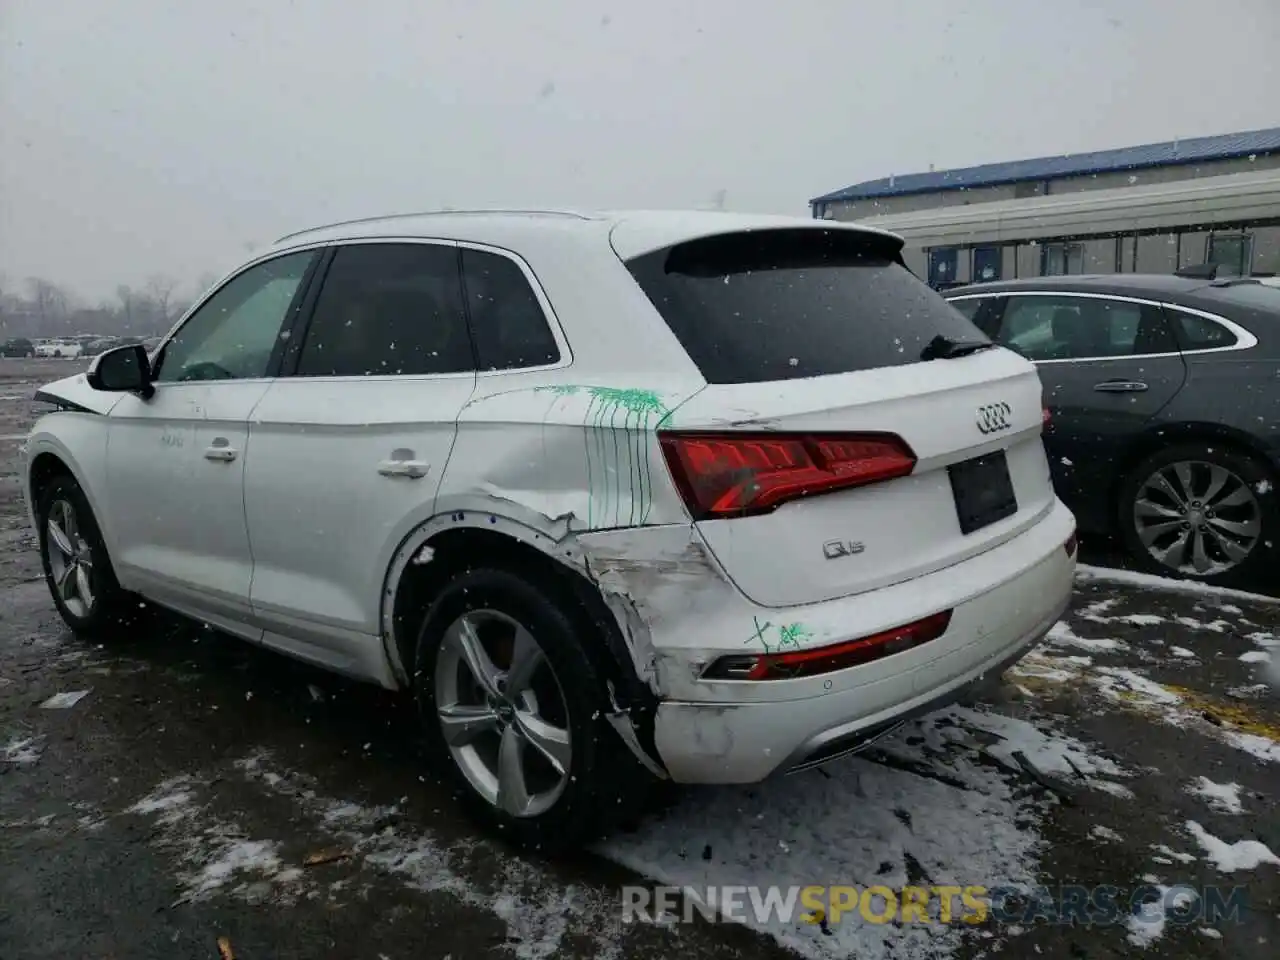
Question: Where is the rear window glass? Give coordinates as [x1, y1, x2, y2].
[1168, 309, 1238, 350]
[625, 229, 988, 384]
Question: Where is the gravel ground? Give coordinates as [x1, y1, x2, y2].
[1, 356, 1277, 960]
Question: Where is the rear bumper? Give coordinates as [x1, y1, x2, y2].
[648, 499, 1075, 784]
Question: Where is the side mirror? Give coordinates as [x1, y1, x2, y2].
[87, 344, 155, 399]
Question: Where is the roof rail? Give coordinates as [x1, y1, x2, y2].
[274, 210, 451, 244]
[274, 208, 593, 244]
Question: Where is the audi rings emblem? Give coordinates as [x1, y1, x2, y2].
[976, 401, 1013, 435]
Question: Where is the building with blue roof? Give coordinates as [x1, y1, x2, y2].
[811, 126, 1280, 287]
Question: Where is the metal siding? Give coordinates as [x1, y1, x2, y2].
[811, 127, 1280, 204]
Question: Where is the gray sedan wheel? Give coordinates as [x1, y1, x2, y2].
[1132, 460, 1261, 577]
[1120, 442, 1276, 585]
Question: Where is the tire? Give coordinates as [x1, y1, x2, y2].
[37, 474, 132, 634]
[413, 566, 649, 852]
[1117, 441, 1278, 587]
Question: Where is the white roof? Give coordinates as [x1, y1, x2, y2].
[268, 208, 903, 260]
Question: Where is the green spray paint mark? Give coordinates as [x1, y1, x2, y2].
[536, 385, 669, 527]
[745, 618, 814, 655]
[775, 622, 814, 651]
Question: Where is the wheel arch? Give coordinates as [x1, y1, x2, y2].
[1109, 421, 1279, 524]
[24, 430, 118, 551]
[379, 512, 658, 715]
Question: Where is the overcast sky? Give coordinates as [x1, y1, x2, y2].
[2, 0, 1278, 301]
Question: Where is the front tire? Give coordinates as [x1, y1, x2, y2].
[37, 474, 131, 634]
[1117, 442, 1277, 586]
[414, 567, 646, 852]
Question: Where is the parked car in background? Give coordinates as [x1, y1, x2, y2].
[2, 337, 36, 358]
[945, 274, 1280, 586]
[34, 339, 84, 359]
[22, 210, 1075, 849]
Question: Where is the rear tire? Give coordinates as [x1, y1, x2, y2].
[37, 474, 133, 634]
[1117, 442, 1277, 587]
[413, 566, 650, 852]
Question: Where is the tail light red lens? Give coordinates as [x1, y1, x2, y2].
[1064, 531, 1078, 556]
[702, 610, 953, 681]
[658, 431, 916, 520]
[1042, 408, 1051, 426]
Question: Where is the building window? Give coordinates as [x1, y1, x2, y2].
[1041, 242, 1084, 276]
[928, 248, 958, 288]
[972, 246, 1002, 283]
[1205, 233, 1253, 277]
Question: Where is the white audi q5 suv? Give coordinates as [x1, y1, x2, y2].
[22, 209, 1076, 849]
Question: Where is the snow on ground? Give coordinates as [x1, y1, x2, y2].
[1011, 652, 1280, 765]
[1186, 777, 1245, 815]
[113, 707, 1128, 960]
[1126, 884, 1198, 948]
[1045, 621, 1127, 652]
[1183, 821, 1280, 873]
[124, 777, 298, 905]
[599, 704, 1123, 959]
[1, 733, 42, 765]
[1075, 564, 1280, 606]
[236, 753, 624, 960]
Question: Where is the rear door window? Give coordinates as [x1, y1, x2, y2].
[294, 242, 473, 377]
[995, 295, 1177, 361]
[624, 228, 989, 384]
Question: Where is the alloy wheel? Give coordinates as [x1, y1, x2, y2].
[434, 609, 572, 818]
[1133, 459, 1262, 576]
[45, 497, 96, 618]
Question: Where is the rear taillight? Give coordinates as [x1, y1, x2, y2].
[702, 610, 953, 681]
[658, 431, 916, 521]
[1042, 408, 1051, 426]
[1064, 531, 1078, 556]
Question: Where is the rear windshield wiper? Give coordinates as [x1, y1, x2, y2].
[920, 335, 997, 361]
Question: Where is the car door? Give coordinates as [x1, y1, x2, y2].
[103, 248, 321, 632]
[242, 240, 477, 676]
[988, 292, 1187, 531]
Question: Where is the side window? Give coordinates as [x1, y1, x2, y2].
[154, 250, 317, 383]
[1168, 309, 1239, 350]
[996, 296, 1176, 361]
[461, 248, 560, 370]
[295, 243, 472, 377]
[948, 296, 1000, 337]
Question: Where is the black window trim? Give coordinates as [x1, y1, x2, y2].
[948, 290, 1257, 363]
[281, 237, 573, 381]
[150, 244, 328, 385]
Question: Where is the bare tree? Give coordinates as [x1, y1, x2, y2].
[145, 274, 177, 325]
[27, 277, 70, 330]
[116, 284, 139, 331]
